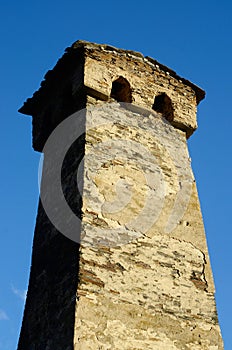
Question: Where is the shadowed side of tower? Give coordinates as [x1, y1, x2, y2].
[18, 41, 223, 349]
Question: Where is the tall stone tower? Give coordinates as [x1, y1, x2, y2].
[18, 41, 223, 349]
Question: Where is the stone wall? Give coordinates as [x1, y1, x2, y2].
[17, 202, 79, 350]
[74, 103, 223, 349]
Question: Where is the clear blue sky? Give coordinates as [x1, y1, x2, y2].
[0, 0, 231, 349]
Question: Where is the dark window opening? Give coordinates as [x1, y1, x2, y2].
[152, 93, 174, 122]
[110, 77, 132, 103]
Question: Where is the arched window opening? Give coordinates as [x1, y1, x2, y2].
[110, 77, 132, 103]
[152, 93, 174, 122]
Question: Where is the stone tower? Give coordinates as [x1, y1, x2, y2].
[18, 41, 223, 349]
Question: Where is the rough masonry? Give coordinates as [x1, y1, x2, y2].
[18, 40, 223, 349]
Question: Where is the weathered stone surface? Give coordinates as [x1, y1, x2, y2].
[74, 103, 223, 349]
[17, 41, 223, 349]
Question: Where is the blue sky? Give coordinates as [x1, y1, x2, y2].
[0, 0, 231, 348]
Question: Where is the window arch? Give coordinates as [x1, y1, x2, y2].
[110, 77, 132, 103]
[152, 92, 174, 122]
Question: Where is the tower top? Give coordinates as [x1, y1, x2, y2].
[19, 40, 205, 151]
